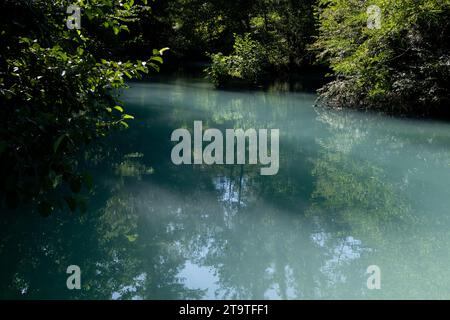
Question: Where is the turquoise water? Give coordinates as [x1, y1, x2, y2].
[1, 76, 450, 299]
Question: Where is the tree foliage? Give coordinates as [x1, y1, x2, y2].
[136, 0, 317, 76]
[0, 0, 166, 215]
[202, 0, 317, 86]
[206, 34, 269, 86]
[313, 0, 450, 115]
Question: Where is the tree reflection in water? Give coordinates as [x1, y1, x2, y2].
[1, 78, 450, 299]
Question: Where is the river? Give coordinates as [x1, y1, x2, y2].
[1, 76, 450, 299]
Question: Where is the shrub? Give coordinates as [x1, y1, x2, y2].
[313, 0, 450, 116]
[206, 33, 268, 87]
[0, 0, 165, 215]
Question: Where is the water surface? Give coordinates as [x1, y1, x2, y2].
[1, 76, 450, 299]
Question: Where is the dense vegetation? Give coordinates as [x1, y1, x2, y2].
[314, 0, 450, 116]
[176, 0, 449, 117]
[0, 0, 166, 215]
[204, 0, 317, 85]
[1, 0, 449, 214]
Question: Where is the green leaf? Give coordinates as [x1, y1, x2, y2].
[120, 121, 129, 128]
[114, 106, 124, 113]
[159, 47, 170, 55]
[123, 114, 134, 119]
[148, 63, 160, 72]
[123, 70, 132, 79]
[150, 56, 163, 64]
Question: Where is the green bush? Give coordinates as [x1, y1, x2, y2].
[0, 0, 165, 215]
[206, 53, 232, 87]
[206, 34, 268, 87]
[313, 0, 450, 115]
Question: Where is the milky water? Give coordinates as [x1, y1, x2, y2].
[1, 76, 450, 299]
